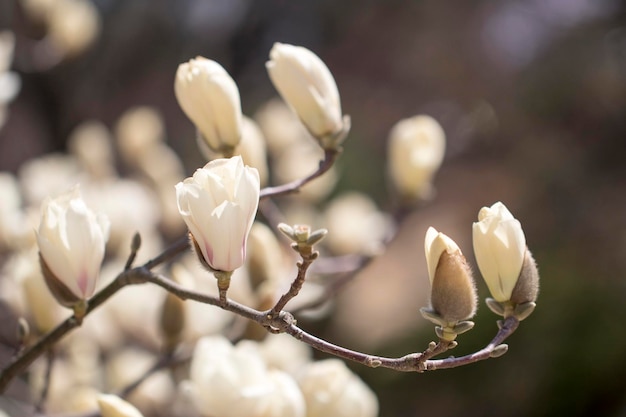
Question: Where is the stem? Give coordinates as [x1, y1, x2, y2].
[146, 273, 522, 373]
[424, 316, 520, 370]
[259, 149, 339, 199]
[269, 254, 316, 317]
[0, 237, 189, 394]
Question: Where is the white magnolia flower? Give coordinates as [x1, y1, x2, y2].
[175, 56, 242, 152]
[185, 336, 305, 417]
[266, 43, 344, 140]
[98, 394, 144, 417]
[297, 359, 378, 417]
[472, 202, 526, 302]
[176, 156, 259, 272]
[387, 115, 446, 200]
[36, 187, 109, 307]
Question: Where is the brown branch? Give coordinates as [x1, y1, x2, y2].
[268, 252, 317, 317]
[145, 273, 522, 373]
[0, 237, 189, 394]
[259, 148, 340, 199]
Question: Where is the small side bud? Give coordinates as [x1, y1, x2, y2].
[490, 344, 509, 358]
[131, 232, 142, 253]
[513, 301, 536, 321]
[485, 297, 505, 316]
[278, 223, 327, 256]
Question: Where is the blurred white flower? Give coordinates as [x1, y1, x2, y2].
[175, 57, 242, 153]
[266, 43, 344, 141]
[198, 115, 270, 186]
[387, 115, 446, 201]
[36, 187, 109, 307]
[98, 394, 144, 417]
[184, 335, 305, 417]
[472, 202, 526, 302]
[297, 359, 378, 417]
[323, 192, 392, 255]
[176, 156, 260, 272]
[47, 0, 100, 56]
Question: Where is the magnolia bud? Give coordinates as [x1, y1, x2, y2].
[387, 115, 446, 201]
[98, 394, 144, 417]
[266, 43, 348, 148]
[36, 187, 109, 308]
[175, 57, 242, 154]
[176, 156, 260, 272]
[423, 227, 477, 325]
[472, 202, 526, 303]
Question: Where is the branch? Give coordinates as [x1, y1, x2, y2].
[0, 237, 190, 394]
[145, 273, 522, 373]
[259, 148, 340, 199]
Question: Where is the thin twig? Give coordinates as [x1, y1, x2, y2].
[268, 253, 317, 317]
[145, 273, 522, 373]
[259, 148, 340, 199]
[0, 237, 189, 394]
[35, 349, 54, 412]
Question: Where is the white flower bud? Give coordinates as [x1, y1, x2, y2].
[36, 187, 109, 307]
[266, 43, 344, 142]
[175, 57, 242, 153]
[297, 359, 378, 417]
[98, 394, 144, 417]
[387, 115, 446, 200]
[472, 202, 526, 302]
[424, 227, 477, 323]
[176, 156, 260, 272]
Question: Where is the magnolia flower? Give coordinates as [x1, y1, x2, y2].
[36, 187, 109, 307]
[266, 43, 345, 142]
[297, 359, 378, 417]
[98, 394, 144, 417]
[424, 227, 476, 324]
[184, 336, 305, 417]
[472, 202, 526, 302]
[387, 115, 446, 200]
[175, 56, 242, 153]
[176, 156, 260, 272]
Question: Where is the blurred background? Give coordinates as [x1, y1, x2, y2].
[1, 0, 626, 416]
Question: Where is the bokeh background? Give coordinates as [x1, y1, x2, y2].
[2, 0, 626, 416]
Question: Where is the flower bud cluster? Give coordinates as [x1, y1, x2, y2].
[175, 43, 349, 153]
[421, 201, 539, 339]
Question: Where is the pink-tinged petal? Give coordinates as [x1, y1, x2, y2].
[175, 156, 260, 273]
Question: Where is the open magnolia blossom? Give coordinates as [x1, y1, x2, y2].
[423, 227, 477, 330]
[176, 156, 260, 272]
[36, 187, 110, 307]
[472, 202, 526, 303]
[175, 56, 242, 153]
[387, 115, 446, 201]
[266, 42, 345, 143]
